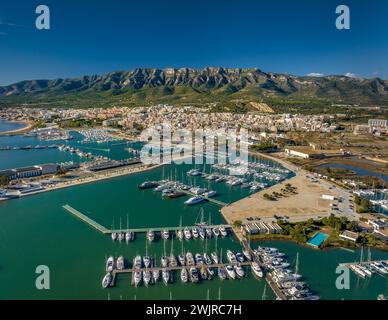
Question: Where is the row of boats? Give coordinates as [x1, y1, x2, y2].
[255, 246, 319, 300]
[102, 249, 264, 288]
[349, 261, 388, 278]
[143, 226, 228, 242]
[58, 145, 108, 161]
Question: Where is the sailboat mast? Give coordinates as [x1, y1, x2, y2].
[295, 252, 299, 275]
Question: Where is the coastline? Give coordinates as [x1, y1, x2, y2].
[0, 120, 34, 136]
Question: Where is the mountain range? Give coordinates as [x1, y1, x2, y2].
[0, 67, 387, 108]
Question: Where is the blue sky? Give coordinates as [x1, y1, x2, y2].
[0, 0, 387, 85]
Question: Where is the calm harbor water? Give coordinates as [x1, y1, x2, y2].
[0, 120, 27, 132]
[0, 123, 387, 300]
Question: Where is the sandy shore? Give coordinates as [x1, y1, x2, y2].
[0, 121, 34, 136]
[222, 152, 337, 225]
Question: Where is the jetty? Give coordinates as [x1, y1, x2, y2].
[63, 204, 231, 235]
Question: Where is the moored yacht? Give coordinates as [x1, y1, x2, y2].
[219, 226, 228, 237]
[106, 256, 114, 272]
[184, 197, 205, 205]
[211, 252, 219, 264]
[178, 254, 186, 266]
[189, 267, 199, 283]
[152, 269, 160, 283]
[234, 265, 245, 278]
[161, 256, 168, 268]
[111, 232, 117, 241]
[134, 255, 142, 269]
[117, 232, 124, 242]
[198, 227, 205, 240]
[134, 271, 142, 287]
[184, 227, 192, 240]
[186, 252, 195, 266]
[235, 252, 244, 263]
[116, 256, 125, 270]
[176, 229, 184, 241]
[195, 253, 203, 265]
[205, 228, 212, 238]
[162, 268, 170, 285]
[143, 270, 152, 287]
[218, 267, 227, 280]
[225, 265, 236, 279]
[147, 230, 155, 242]
[169, 254, 178, 268]
[251, 262, 264, 278]
[242, 249, 252, 261]
[212, 228, 220, 237]
[203, 253, 212, 265]
[226, 250, 237, 264]
[192, 227, 199, 239]
[143, 256, 151, 269]
[102, 272, 112, 288]
[162, 229, 169, 240]
[181, 268, 189, 283]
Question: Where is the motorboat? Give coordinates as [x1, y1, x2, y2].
[176, 229, 184, 241]
[184, 197, 205, 205]
[242, 249, 252, 261]
[169, 254, 178, 268]
[251, 262, 264, 278]
[235, 252, 245, 263]
[198, 228, 205, 240]
[178, 254, 186, 266]
[138, 181, 158, 190]
[212, 228, 220, 237]
[161, 229, 169, 240]
[116, 256, 125, 270]
[234, 265, 245, 278]
[102, 272, 112, 288]
[152, 269, 160, 283]
[192, 227, 199, 239]
[219, 226, 228, 237]
[226, 250, 237, 264]
[134, 255, 142, 269]
[147, 230, 155, 242]
[225, 265, 236, 279]
[111, 232, 117, 241]
[205, 228, 212, 238]
[106, 256, 114, 272]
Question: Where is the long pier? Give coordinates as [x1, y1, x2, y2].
[63, 204, 231, 234]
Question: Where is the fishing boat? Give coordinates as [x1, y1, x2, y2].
[181, 268, 189, 283]
[251, 262, 264, 278]
[116, 256, 125, 270]
[106, 256, 114, 272]
[190, 267, 199, 283]
[143, 270, 152, 287]
[211, 252, 219, 264]
[184, 227, 192, 240]
[147, 230, 155, 242]
[225, 265, 236, 279]
[134, 271, 142, 287]
[162, 268, 170, 285]
[234, 265, 245, 278]
[102, 272, 112, 288]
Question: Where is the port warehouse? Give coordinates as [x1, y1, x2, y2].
[284, 147, 349, 159]
[241, 221, 282, 235]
